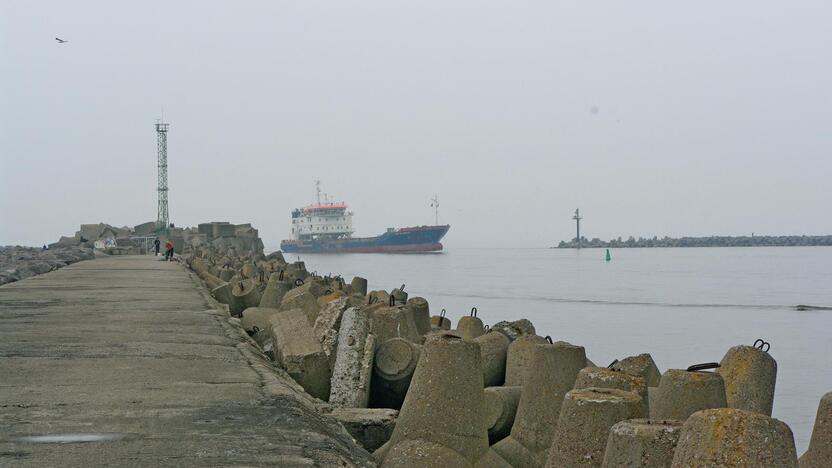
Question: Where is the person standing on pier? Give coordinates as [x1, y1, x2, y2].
[153, 238, 161, 256]
[164, 240, 174, 261]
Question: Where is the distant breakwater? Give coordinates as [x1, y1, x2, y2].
[555, 234, 832, 249]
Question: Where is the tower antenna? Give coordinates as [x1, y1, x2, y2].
[430, 195, 440, 225]
[572, 208, 582, 249]
[156, 120, 170, 233]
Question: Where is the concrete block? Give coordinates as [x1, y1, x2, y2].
[329, 308, 375, 407]
[671, 408, 797, 467]
[484, 386, 522, 445]
[369, 305, 420, 348]
[493, 341, 587, 467]
[601, 419, 683, 468]
[279, 290, 321, 325]
[379, 335, 491, 466]
[574, 367, 648, 415]
[718, 344, 777, 416]
[328, 407, 397, 453]
[800, 391, 832, 467]
[390, 284, 408, 304]
[259, 274, 291, 308]
[650, 369, 727, 421]
[405, 296, 431, 336]
[350, 276, 368, 296]
[430, 308, 451, 330]
[610, 353, 662, 388]
[239, 306, 280, 336]
[505, 335, 548, 387]
[546, 388, 646, 467]
[232, 278, 264, 310]
[457, 307, 485, 340]
[474, 331, 511, 387]
[270, 308, 331, 401]
[313, 297, 350, 367]
[371, 338, 422, 410]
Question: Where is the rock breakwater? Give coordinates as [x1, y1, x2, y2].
[184, 243, 828, 467]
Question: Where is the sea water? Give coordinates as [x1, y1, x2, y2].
[290, 246, 832, 452]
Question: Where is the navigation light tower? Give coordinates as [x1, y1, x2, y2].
[573, 208, 583, 249]
[156, 121, 170, 232]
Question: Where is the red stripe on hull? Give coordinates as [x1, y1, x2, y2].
[290, 243, 444, 254]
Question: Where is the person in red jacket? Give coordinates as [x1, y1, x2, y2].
[164, 240, 174, 261]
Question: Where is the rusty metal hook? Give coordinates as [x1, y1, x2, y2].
[687, 362, 721, 372]
[753, 338, 771, 353]
[545, 335, 554, 344]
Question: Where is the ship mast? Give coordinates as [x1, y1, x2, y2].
[430, 195, 440, 225]
[315, 180, 322, 205]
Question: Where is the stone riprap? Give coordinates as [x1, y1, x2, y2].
[0, 245, 94, 285]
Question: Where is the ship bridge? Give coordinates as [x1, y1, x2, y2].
[291, 202, 354, 241]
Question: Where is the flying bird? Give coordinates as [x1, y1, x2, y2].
[55, 37, 68, 43]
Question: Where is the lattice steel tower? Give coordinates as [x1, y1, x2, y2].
[156, 121, 170, 232]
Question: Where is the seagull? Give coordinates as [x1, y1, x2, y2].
[55, 37, 68, 43]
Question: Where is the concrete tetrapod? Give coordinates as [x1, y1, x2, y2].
[405, 296, 431, 336]
[671, 408, 797, 467]
[376, 334, 509, 467]
[573, 367, 648, 415]
[800, 391, 832, 467]
[371, 338, 422, 410]
[546, 388, 646, 468]
[601, 419, 683, 468]
[473, 331, 512, 387]
[350, 276, 368, 296]
[492, 341, 587, 468]
[650, 369, 727, 421]
[430, 309, 452, 330]
[504, 335, 548, 386]
[232, 278, 264, 311]
[610, 353, 662, 388]
[258, 274, 291, 308]
[239, 307, 280, 337]
[329, 307, 375, 407]
[483, 386, 522, 444]
[457, 308, 485, 340]
[718, 344, 777, 415]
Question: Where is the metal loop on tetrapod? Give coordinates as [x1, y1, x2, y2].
[545, 335, 554, 344]
[389, 295, 395, 306]
[686, 362, 721, 372]
[294, 278, 304, 287]
[608, 359, 619, 369]
[470, 307, 478, 317]
[753, 338, 771, 353]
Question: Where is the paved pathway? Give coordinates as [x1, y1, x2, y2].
[0, 254, 372, 467]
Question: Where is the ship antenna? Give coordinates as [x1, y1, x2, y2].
[430, 194, 439, 225]
[315, 180, 321, 205]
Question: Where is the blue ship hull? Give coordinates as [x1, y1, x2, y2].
[281, 225, 450, 254]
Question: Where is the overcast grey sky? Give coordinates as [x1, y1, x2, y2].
[2, 1, 830, 249]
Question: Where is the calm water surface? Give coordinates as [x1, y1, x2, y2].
[290, 247, 832, 452]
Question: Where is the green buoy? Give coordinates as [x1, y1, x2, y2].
[605, 249, 611, 262]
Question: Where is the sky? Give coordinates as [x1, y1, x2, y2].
[1, 1, 830, 249]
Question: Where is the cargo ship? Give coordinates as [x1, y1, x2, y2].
[280, 187, 449, 254]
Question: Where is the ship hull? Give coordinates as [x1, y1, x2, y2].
[281, 225, 449, 254]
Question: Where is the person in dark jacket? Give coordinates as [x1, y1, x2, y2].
[153, 238, 161, 256]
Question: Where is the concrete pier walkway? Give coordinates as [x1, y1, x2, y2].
[0, 255, 372, 467]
